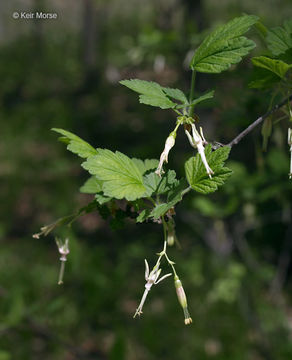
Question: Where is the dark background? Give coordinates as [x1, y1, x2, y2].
[1, 1, 292, 359]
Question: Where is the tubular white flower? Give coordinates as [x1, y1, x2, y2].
[133, 259, 172, 318]
[185, 123, 214, 179]
[55, 238, 70, 285]
[155, 132, 176, 177]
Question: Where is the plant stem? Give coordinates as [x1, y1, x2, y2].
[160, 217, 178, 276]
[181, 186, 192, 198]
[147, 197, 156, 206]
[227, 94, 292, 147]
[189, 70, 196, 117]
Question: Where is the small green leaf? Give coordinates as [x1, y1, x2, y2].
[185, 145, 232, 194]
[136, 209, 152, 223]
[162, 87, 188, 103]
[120, 79, 175, 109]
[266, 19, 292, 56]
[52, 128, 98, 159]
[190, 15, 258, 73]
[80, 176, 103, 194]
[252, 56, 292, 78]
[82, 149, 147, 201]
[150, 179, 188, 219]
[143, 170, 178, 196]
[190, 90, 215, 106]
[95, 193, 112, 205]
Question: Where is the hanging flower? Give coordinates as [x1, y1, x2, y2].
[134, 259, 172, 318]
[155, 132, 176, 177]
[174, 275, 192, 325]
[185, 123, 214, 178]
[55, 238, 70, 285]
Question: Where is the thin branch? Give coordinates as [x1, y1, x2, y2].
[226, 94, 292, 147]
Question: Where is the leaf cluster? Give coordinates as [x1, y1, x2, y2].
[50, 128, 232, 229]
[250, 19, 292, 89]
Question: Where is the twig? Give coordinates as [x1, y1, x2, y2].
[226, 94, 292, 147]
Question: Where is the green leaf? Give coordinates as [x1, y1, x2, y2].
[131, 158, 159, 175]
[185, 145, 232, 194]
[95, 193, 112, 205]
[120, 79, 164, 96]
[248, 66, 280, 89]
[52, 128, 98, 159]
[136, 209, 152, 223]
[139, 94, 175, 109]
[190, 90, 215, 106]
[143, 170, 178, 196]
[266, 19, 292, 56]
[162, 87, 188, 103]
[82, 149, 147, 201]
[252, 56, 292, 78]
[150, 179, 188, 219]
[120, 79, 175, 109]
[80, 176, 103, 194]
[190, 15, 258, 73]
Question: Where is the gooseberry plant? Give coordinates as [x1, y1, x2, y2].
[34, 15, 292, 325]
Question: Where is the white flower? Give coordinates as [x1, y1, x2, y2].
[56, 238, 70, 261]
[155, 132, 176, 177]
[185, 123, 214, 178]
[133, 259, 172, 318]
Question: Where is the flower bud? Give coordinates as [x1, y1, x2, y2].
[167, 219, 176, 247]
[174, 275, 192, 325]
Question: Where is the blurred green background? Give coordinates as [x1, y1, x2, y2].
[1, 0, 292, 359]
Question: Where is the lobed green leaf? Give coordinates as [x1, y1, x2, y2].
[266, 19, 292, 56]
[185, 145, 232, 194]
[190, 15, 258, 73]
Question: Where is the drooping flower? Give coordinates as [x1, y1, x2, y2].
[55, 238, 70, 285]
[185, 123, 214, 178]
[155, 132, 176, 177]
[174, 275, 192, 325]
[133, 259, 172, 318]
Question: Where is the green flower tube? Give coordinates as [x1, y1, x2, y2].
[174, 275, 192, 325]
